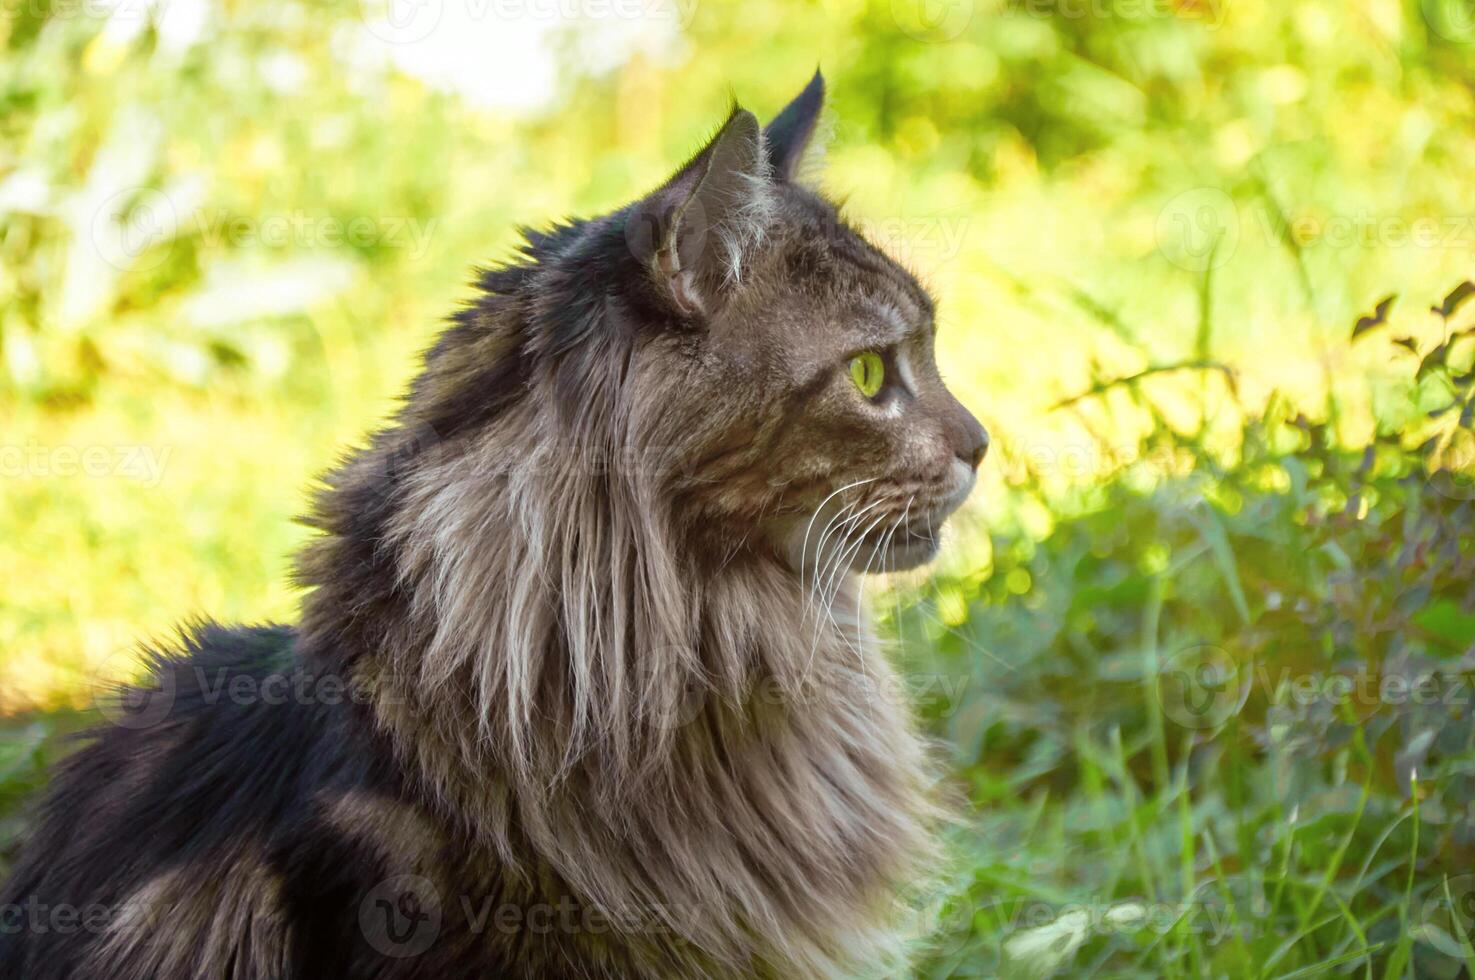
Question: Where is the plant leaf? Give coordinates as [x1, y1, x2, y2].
[1352, 295, 1395, 341]
[1431, 280, 1475, 319]
[1417, 342, 1448, 380]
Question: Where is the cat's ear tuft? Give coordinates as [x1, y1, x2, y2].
[627, 106, 774, 320]
[763, 69, 827, 183]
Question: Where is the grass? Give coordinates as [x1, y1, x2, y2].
[887, 292, 1475, 977]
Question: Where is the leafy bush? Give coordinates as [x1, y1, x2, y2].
[897, 284, 1475, 977]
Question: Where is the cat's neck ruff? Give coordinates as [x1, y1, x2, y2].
[306, 435, 938, 977]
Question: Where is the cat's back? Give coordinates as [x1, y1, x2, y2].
[0, 622, 381, 979]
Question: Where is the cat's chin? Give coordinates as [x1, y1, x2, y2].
[773, 514, 950, 578]
[853, 525, 943, 573]
[864, 535, 941, 573]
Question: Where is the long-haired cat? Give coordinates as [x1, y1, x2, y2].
[0, 72, 987, 979]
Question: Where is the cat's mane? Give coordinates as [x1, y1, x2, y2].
[293, 189, 942, 975]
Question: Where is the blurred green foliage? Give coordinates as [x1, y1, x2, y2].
[893, 299, 1475, 976]
[3, 0, 1475, 975]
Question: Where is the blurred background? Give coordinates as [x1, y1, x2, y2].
[3, 0, 1475, 975]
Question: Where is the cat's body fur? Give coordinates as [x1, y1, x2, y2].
[0, 73, 986, 978]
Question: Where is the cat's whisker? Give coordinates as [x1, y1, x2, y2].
[859, 498, 906, 585]
[808, 500, 859, 606]
[823, 510, 889, 609]
[810, 510, 890, 682]
[798, 476, 878, 589]
[801, 500, 860, 667]
[848, 496, 912, 689]
[813, 498, 884, 592]
[880, 497, 919, 679]
[909, 497, 934, 552]
[802, 501, 872, 671]
[813, 488, 883, 552]
[808, 497, 881, 614]
[850, 509, 904, 683]
[805, 503, 854, 607]
[864, 498, 912, 624]
[802, 501, 888, 679]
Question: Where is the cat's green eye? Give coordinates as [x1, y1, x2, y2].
[849, 352, 885, 398]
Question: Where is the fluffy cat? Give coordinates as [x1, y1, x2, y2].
[0, 71, 987, 979]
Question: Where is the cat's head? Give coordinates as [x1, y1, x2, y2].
[406, 71, 986, 580]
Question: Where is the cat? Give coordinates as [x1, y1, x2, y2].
[0, 71, 987, 979]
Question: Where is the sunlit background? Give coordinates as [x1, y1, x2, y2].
[4, 0, 1475, 974]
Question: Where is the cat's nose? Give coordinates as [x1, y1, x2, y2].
[949, 407, 988, 472]
[960, 424, 989, 471]
[938, 391, 988, 472]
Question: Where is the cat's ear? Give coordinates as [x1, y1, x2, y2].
[627, 106, 773, 319]
[763, 69, 826, 183]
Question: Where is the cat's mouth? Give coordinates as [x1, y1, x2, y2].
[855, 517, 943, 572]
[853, 490, 970, 572]
[785, 468, 976, 577]
[861, 464, 978, 572]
